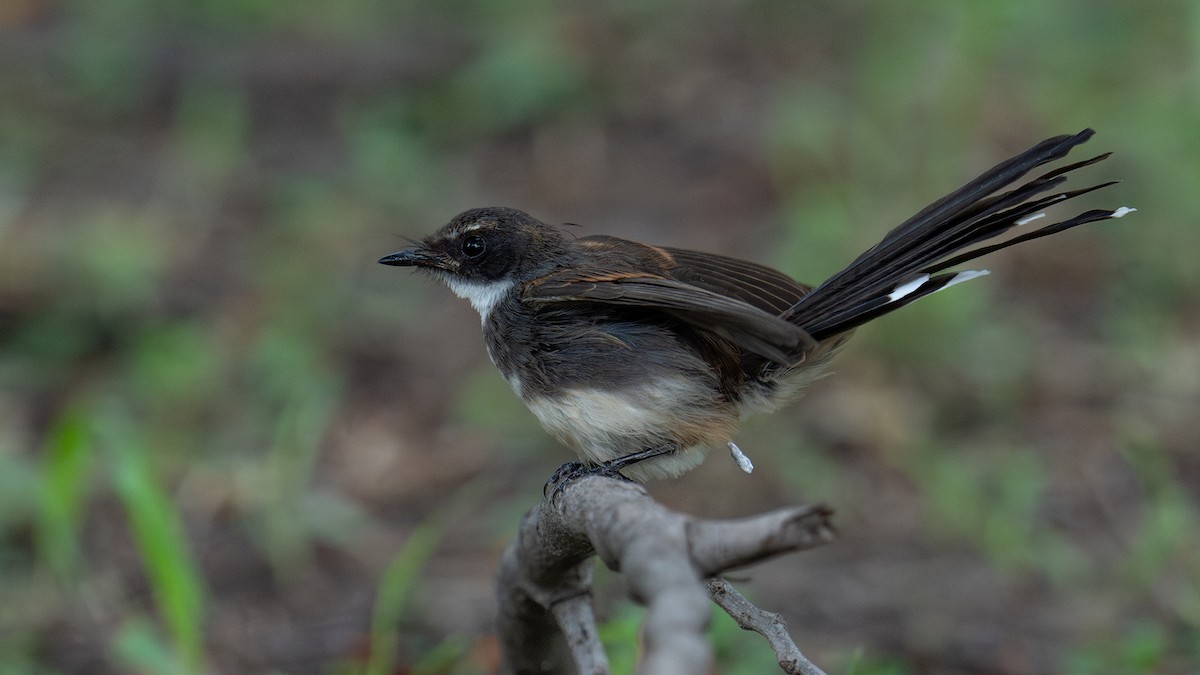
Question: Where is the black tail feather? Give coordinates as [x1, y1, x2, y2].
[923, 194, 1118, 275]
[781, 129, 1127, 342]
[803, 270, 982, 339]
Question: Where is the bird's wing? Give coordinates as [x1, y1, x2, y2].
[522, 236, 816, 364]
[660, 246, 812, 315]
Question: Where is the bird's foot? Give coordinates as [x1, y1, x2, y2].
[543, 444, 678, 499]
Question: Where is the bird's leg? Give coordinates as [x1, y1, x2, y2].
[598, 443, 678, 475]
[544, 444, 678, 497]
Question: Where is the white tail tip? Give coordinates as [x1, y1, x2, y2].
[943, 269, 990, 290]
[888, 274, 930, 302]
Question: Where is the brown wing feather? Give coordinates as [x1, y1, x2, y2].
[523, 246, 815, 363]
[574, 235, 812, 315]
[662, 248, 811, 315]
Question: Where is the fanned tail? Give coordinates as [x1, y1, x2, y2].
[781, 129, 1132, 342]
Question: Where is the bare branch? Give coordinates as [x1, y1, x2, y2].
[707, 578, 829, 675]
[495, 474, 835, 674]
[549, 593, 608, 675]
[688, 504, 836, 575]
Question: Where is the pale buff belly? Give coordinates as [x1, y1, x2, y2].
[520, 377, 738, 481]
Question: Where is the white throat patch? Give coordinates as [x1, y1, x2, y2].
[443, 277, 516, 323]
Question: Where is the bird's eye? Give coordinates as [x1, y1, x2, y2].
[461, 235, 487, 259]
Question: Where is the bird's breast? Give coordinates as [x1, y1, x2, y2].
[520, 377, 737, 462]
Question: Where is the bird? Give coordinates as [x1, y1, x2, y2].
[379, 129, 1132, 483]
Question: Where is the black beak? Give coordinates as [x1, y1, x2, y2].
[378, 247, 446, 268]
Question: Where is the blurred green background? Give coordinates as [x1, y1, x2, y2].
[1, 1, 1198, 673]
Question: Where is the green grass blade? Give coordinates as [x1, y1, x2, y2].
[104, 422, 208, 673]
[37, 408, 93, 580]
[363, 482, 494, 675]
[364, 518, 444, 675]
[112, 617, 191, 675]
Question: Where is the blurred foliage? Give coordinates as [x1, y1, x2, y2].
[1, 0, 1199, 673]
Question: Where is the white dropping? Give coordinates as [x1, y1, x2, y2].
[1112, 206, 1137, 218]
[728, 441, 754, 474]
[443, 277, 516, 323]
[1016, 212, 1046, 226]
[887, 274, 930, 302]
